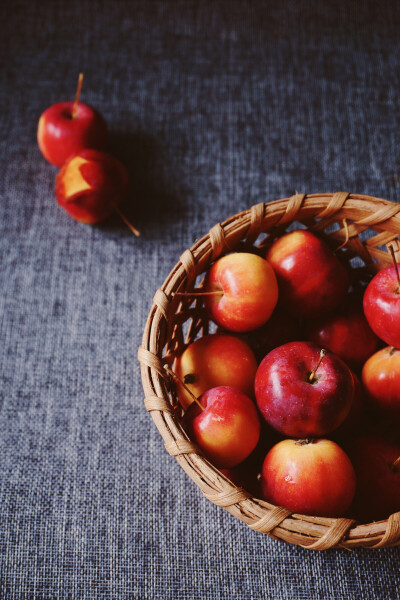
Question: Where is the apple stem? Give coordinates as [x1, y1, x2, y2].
[172, 289, 223, 298]
[113, 204, 140, 237]
[388, 245, 400, 293]
[164, 364, 205, 412]
[309, 349, 327, 383]
[390, 456, 400, 471]
[72, 72, 84, 119]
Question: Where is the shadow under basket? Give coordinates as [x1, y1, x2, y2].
[138, 192, 400, 550]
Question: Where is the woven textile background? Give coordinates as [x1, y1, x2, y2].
[1, 1, 400, 598]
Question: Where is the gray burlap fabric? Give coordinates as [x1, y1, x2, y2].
[1, 1, 400, 598]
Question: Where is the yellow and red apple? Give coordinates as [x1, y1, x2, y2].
[183, 386, 261, 468]
[261, 438, 356, 517]
[203, 252, 278, 332]
[175, 333, 258, 409]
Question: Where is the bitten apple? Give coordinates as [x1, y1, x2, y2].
[363, 265, 400, 349]
[37, 101, 108, 167]
[261, 438, 356, 517]
[304, 299, 380, 370]
[55, 149, 129, 224]
[175, 334, 258, 409]
[350, 436, 400, 522]
[266, 230, 349, 318]
[255, 341, 354, 437]
[203, 253, 278, 332]
[183, 386, 261, 468]
[362, 346, 400, 419]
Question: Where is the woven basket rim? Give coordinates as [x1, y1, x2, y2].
[139, 192, 400, 550]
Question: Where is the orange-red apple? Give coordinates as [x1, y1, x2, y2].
[266, 230, 349, 318]
[55, 149, 129, 224]
[261, 438, 356, 517]
[362, 346, 400, 419]
[183, 386, 261, 468]
[203, 253, 278, 332]
[37, 101, 108, 167]
[175, 333, 258, 409]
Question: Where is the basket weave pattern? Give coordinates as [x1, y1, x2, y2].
[139, 193, 400, 550]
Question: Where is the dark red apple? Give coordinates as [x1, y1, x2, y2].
[55, 149, 129, 224]
[363, 265, 400, 349]
[174, 333, 258, 409]
[362, 346, 400, 419]
[266, 230, 349, 318]
[254, 341, 354, 437]
[183, 386, 260, 468]
[331, 372, 365, 441]
[219, 307, 300, 363]
[203, 253, 278, 332]
[350, 435, 400, 522]
[261, 438, 356, 517]
[304, 300, 380, 370]
[37, 101, 108, 167]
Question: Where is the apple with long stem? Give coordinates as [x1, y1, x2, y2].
[363, 246, 400, 349]
[37, 73, 108, 167]
[199, 253, 279, 333]
[55, 148, 139, 233]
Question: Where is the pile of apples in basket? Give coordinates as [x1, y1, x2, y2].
[172, 230, 400, 522]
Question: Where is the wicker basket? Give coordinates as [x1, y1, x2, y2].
[138, 192, 400, 550]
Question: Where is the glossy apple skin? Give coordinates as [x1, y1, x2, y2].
[55, 149, 129, 224]
[175, 334, 258, 409]
[37, 101, 108, 167]
[255, 341, 354, 437]
[261, 438, 356, 517]
[363, 266, 400, 348]
[350, 436, 400, 522]
[304, 303, 380, 370]
[362, 346, 400, 419]
[183, 386, 261, 468]
[203, 253, 278, 333]
[266, 230, 349, 318]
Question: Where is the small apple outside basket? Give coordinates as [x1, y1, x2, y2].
[138, 192, 400, 550]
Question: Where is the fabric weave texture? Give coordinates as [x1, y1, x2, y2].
[1, 1, 400, 598]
